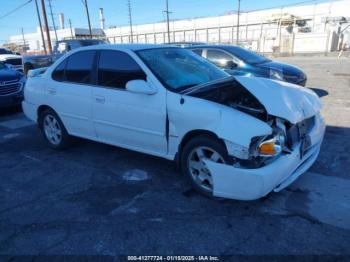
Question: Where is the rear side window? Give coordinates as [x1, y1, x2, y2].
[97, 50, 146, 89]
[191, 49, 203, 56]
[52, 60, 66, 81]
[65, 51, 95, 84]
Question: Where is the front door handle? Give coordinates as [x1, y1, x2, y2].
[48, 87, 56, 95]
[94, 96, 105, 103]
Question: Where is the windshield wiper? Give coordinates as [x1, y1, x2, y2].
[180, 76, 234, 95]
[177, 83, 199, 90]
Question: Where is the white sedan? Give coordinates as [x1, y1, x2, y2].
[22, 44, 325, 200]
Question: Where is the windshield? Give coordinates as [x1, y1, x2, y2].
[0, 48, 13, 55]
[137, 48, 228, 91]
[226, 46, 270, 65]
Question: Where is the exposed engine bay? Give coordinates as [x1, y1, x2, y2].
[185, 78, 268, 121]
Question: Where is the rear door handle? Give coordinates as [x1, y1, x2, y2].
[94, 96, 105, 103]
[48, 87, 56, 95]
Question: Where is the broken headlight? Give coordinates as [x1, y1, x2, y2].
[258, 133, 285, 157]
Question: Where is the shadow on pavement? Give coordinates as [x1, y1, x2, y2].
[0, 105, 22, 117]
[309, 87, 329, 97]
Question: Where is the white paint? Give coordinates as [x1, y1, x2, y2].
[122, 169, 149, 182]
[22, 44, 325, 201]
[235, 76, 321, 124]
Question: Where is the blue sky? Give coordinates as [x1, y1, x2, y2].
[0, 0, 330, 43]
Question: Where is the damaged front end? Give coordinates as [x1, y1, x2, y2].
[184, 76, 325, 200]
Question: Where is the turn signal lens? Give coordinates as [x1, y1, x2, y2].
[258, 140, 282, 156]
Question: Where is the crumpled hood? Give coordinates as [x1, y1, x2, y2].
[235, 76, 321, 124]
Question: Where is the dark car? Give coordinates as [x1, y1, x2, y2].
[0, 48, 23, 72]
[0, 62, 25, 108]
[188, 45, 307, 86]
[23, 39, 107, 75]
[168, 42, 206, 48]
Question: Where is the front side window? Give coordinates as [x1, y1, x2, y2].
[226, 46, 270, 65]
[65, 51, 95, 84]
[206, 49, 233, 67]
[97, 50, 146, 89]
[137, 48, 228, 91]
[52, 60, 66, 81]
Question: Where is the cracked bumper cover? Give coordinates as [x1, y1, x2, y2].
[204, 114, 325, 201]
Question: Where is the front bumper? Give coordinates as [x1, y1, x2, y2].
[204, 114, 325, 200]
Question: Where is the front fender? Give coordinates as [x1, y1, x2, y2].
[167, 91, 272, 157]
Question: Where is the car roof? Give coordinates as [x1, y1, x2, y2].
[73, 43, 177, 52]
[188, 44, 240, 50]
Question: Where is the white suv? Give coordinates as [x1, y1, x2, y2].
[22, 44, 325, 200]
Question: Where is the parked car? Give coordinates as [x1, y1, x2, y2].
[0, 48, 23, 72]
[0, 61, 25, 108]
[188, 45, 307, 86]
[22, 39, 107, 75]
[22, 44, 324, 200]
[168, 42, 206, 48]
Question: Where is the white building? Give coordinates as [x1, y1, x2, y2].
[8, 27, 104, 53]
[6, 0, 350, 54]
[104, 0, 350, 53]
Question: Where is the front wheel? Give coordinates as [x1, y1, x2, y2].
[180, 135, 233, 197]
[39, 109, 71, 150]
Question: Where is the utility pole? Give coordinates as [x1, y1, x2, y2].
[236, 0, 241, 45]
[83, 0, 93, 38]
[69, 19, 74, 39]
[164, 0, 171, 43]
[48, 0, 58, 41]
[21, 28, 26, 54]
[34, 0, 47, 54]
[127, 0, 133, 43]
[41, 0, 52, 54]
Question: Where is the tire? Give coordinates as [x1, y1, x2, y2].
[38, 109, 72, 150]
[180, 135, 234, 198]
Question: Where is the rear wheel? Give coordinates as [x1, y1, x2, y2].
[39, 109, 71, 150]
[180, 135, 233, 197]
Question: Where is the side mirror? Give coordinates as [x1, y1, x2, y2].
[126, 80, 157, 95]
[224, 60, 237, 69]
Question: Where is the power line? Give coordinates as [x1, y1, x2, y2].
[82, 0, 93, 38]
[164, 0, 171, 43]
[127, 0, 133, 43]
[48, 0, 58, 41]
[0, 0, 33, 20]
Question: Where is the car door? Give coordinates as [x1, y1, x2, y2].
[91, 50, 167, 156]
[47, 50, 96, 139]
